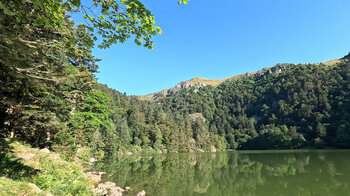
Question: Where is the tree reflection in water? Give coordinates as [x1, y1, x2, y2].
[97, 150, 350, 196]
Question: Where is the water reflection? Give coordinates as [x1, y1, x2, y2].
[98, 150, 350, 196]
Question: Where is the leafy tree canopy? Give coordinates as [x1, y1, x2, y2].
[0, 0, 188, 49]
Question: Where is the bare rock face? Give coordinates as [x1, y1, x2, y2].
[95, 188, 108, 195]
[137, 190, 146, 196]
[189, 113, 206, 122]
[87, 170, 130, 196]
[51, 153, 60, 160]
[108, 186, 124, 196]
[95, 182, 124, 196]
[124, 186, 131, 191]
[17, 152, 35, 161]
[167, 80, 207, 96]
[87, 171, 105, 182]
[28, 183, 42, 193]
[98, 181, 116, 189]
[256, 63, 290, 78]
[40, 148, 50, 153]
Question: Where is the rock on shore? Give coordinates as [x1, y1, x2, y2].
[95, 181, 124, 196]
[137, 190, 146, 196]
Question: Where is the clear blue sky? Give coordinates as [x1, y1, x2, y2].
[84, 0, 350, 95]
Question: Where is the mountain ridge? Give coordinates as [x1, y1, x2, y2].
[138, 56, 345, 100]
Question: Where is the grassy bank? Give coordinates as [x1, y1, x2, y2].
[0, 139, 93, 195]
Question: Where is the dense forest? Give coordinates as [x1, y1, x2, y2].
[157, 59, 350, 151]
[1, 0, 350, 158]
[95, 57, 350, 154]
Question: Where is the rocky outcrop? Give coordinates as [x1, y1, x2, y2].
[125, 186, 131, 191]
[40, 148, 50, 153]
[27, 183, 42, 194]
[87, 171, 106, 182]
[137, 190, 146, 196]
[87, 172, 135, 196]
[255, 63, 291, 78]
[189, 113, 206, 122]
[16, 152, 35, 161]
[138, 76, 233, 101]
[94, 182, 126, 196]
[167, 80, 207, 96]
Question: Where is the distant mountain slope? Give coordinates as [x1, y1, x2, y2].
[138, 56, 345, 100]
[138, 74, 246, 100]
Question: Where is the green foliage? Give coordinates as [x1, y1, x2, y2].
[32, 157, 92, 195]
[1, 0, 113, 156]
[0, 139, 93, 195]
[1, 0, 350, 157]
[91, 60, 350, 153]
[0, 0, 195, 156]
[334, 121, 350, 148]
[0, 0, 172, 50]
[0, 139, 36, 180]
[178, 0, 189, 5]
[0, 177, 49, 196]
[152, 61, 350, 150]
[70, 91, 113, 148]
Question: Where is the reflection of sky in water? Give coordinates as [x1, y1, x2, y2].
[99, 150, 350, 196]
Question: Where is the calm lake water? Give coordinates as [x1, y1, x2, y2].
[99, 150, 350, 196]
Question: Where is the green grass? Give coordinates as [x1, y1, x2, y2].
[0, 177, 48, 196]
[0, 139, 93, 195]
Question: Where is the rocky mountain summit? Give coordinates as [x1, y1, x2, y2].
[167, 78, 207, 95]
[138, 75, 245, 100]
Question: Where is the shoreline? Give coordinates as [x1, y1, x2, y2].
[0, 139, 145, 196]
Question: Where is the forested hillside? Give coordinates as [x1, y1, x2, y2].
[1, 1, 349, 157]
[97, 57, 350, 153]
[157, 59, 350, 150]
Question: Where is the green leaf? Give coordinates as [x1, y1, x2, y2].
[178, 0, 189, 5]
[87, 15, 95, 22]
[71, 0, 81, 7]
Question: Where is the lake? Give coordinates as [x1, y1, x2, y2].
[98, 150, 350, 196]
